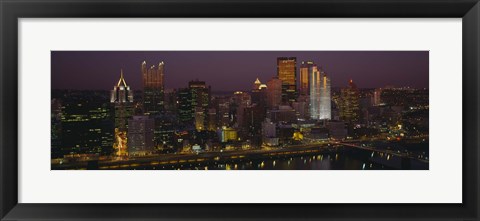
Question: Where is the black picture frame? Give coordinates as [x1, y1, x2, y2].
[1, 0, 479, 220]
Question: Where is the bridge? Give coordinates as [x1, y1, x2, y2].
[339, 142, 429, 164]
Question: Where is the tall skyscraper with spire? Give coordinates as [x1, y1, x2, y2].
[110, 70, 134, 157]
[277, 57, 297, 103]
[111, 69, 134, 130]
[142, 61, 165, 116]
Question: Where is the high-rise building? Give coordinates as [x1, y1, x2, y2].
[178, 88, 193, 124]
[232, 91, 251, 129]
[190, 80, 211, 131]
[177, 80, 211, 130]
[251, 78, 268, 107]
[111, 70, 134, 131]
[253, 78, 262, 90]
[304, 62, 331, 120]
[373, 88, 382, 106]
[339, 80, 360, 123]
[55, 90, 114, 158]
[207, 107, 217, 131]
[127, 116, 155, 156]
[243, 104, 266, 145]
[299, 61, 314, 96]
[308, 64, 321, 120]
[142, 61, 165, 116]
[277, 57, 297, 103]
[266, 77, 282, 108]
[214, 96, 231, 127]
[194, 106, 206, 131]
[111, 70, 134, 157]
[319, 69, 331, 120]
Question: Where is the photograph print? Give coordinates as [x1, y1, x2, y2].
[51, 51, 429, 170]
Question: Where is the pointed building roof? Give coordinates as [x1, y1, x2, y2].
[254, 78, 261, 84]
[117, 69, 128, 87]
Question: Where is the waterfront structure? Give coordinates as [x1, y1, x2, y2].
[328, 121, 347, 140]
[266, 77, 282, 108]
[262, 118, 279, 146]
[142, 61, 165, 116]
[127, 116, 155, 156]
[218, 126, 238, 142]
[339, 80, 360, 123]
[277, 57, 297, 103]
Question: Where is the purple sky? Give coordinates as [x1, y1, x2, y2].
[51, 51, 428, 91]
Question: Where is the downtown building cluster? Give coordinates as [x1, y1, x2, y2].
[51, 57, 429, 161]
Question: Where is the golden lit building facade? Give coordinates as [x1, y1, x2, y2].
[299, 61, 314, 96]
[277, 57, 297, 103]
[142, 61, 165, 116]
[339, 80, 360, 122]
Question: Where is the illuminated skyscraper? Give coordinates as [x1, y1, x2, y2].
[373, 88, 382, 106]
[253, 78, 262, 90]
[277, 57, 297, 103]
[56, 91, 114, 158]
[299, 61, 314, 96]
[339, 80, 360, 122]
[266, 77, 282, 108]
[303, 62, 331, 120]
[178, 88, 193, 124]
[318, 69, 331, 120]
[178, 80, 211, 130]
[251, 78, 267, 107]
[111, 70, 134, 157]
[190, 80, 211, 131]
[127, 116, 155, 156]
[111, 70, 134, 131]
[142, 61, 165, 116]
[308, 64, 321, 120]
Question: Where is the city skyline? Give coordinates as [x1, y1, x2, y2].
[52, 51, 429, 91]
[51, 51, 429, 170]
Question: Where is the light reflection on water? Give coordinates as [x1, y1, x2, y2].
[139, 153, 396, 170]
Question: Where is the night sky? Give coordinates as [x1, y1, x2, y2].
[51, 51, 429, 91]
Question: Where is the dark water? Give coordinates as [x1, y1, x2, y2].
[135, 151, 421, 170]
